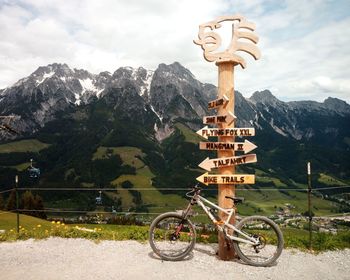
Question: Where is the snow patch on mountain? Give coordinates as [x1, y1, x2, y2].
[140, 70, 154, 96]
[79, 78, 98, 93]
[36, 71, 55, 85]
[150, 104, 162, 121]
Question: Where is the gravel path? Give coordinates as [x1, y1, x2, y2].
[1, 238, 349, 280]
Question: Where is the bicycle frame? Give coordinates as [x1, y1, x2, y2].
[184, 192, 259, 246]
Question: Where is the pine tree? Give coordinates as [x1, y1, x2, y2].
[34, 194, 46, 219]
[0, 193, 4, 210]
[20, 191, 35, 216]
[6, 190, 16, 211]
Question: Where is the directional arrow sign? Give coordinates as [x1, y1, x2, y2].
[199, 140, 257, 153]
[199, 154, 257, 171]
[203, 111, 236, 125]
[196, 126, 255, 139]
[208, 95, 229, 110]
[196, 173, 255, 186]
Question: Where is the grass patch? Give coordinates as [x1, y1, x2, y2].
[318, 173, 346, 186]
[282, 228, 350, 252]
[256, 176, 287, 187]
[0, 211, 52, 231]
[93, 146, 145, 169]
[0, 139, 50, 153]
[10, 162, 31, 171]
[235, 189, 336, 216]
[175, 123, 202, 144]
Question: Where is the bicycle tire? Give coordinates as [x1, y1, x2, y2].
[149, 212, 196, 261]
[232, 215, 284, 267]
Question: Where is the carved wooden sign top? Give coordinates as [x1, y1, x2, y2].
[194, 14, 261, 68]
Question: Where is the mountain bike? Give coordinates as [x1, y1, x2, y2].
[149, 185, 284, 266]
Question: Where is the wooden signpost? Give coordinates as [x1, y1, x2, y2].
[194, 14, 260, 260]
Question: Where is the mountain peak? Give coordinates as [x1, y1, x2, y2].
[250, 90, 281, 105]
[155, 62, 196, 83]
[31, 63, 74, 78]
[324, 97, 350, 115]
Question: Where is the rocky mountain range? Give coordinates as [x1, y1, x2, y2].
[1, 62, 349, 147]
[0, 62, 349, 214]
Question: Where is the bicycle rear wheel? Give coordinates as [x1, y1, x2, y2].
[232, 216, 284, 267]
[149, 212, 196, 261]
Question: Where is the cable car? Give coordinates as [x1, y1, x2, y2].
[28, 166, 41, 178]
[28, 159, 40, 178]
[95, 190, 102, 205]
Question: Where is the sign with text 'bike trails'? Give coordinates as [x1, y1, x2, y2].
[196, 173, 255, 186]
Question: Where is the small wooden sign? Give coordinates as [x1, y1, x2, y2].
[196, 172, 255, 186]
[199, 140, 257, 153]
[199, 154, 257, 171]
[208, 95, 229, 109]
[196, 126, 255, 139]
[203, 111, 236, 125]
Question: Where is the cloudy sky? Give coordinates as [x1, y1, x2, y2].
[0, 0, 349, 102]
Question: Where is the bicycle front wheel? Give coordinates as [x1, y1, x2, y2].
[149, 212, 196, 261]
[232, 216, 284, 267]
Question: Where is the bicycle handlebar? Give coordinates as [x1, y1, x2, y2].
[185, 183, 201, 198]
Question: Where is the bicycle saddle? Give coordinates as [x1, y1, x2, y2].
[225, 196, 244, 204]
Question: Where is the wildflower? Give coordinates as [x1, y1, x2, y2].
[51, 221, 55, 224]
[57, 221, 61, 224]
[61, 223, 65, 226]
[10, 229, 13, 232]
[37, 224, 41, 228]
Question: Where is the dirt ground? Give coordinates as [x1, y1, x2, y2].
[1, 238, 349, 280]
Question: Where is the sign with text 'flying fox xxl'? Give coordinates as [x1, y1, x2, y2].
[199, 140, 257, 153]
[196, 126, 255, 139]
[199, 154, 257, 171]
[203, 111, 236, 125]
[196, 173, 255, 186]
[208, 95, 229, 110]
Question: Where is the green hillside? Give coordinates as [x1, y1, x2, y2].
[0, 211, 51, 231]
[0, 100, 347, 219]
[0, 139, 50, 153]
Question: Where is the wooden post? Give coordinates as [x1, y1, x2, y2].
[15, 175, 19, 234]
[194, 15, 260, 260]
[307, 162, 312, 250]
[217, 61, 236, 260]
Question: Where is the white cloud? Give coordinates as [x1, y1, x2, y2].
[0, 0, 349, 103]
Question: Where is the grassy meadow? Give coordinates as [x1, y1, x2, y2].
[1, 211, 349, 252]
